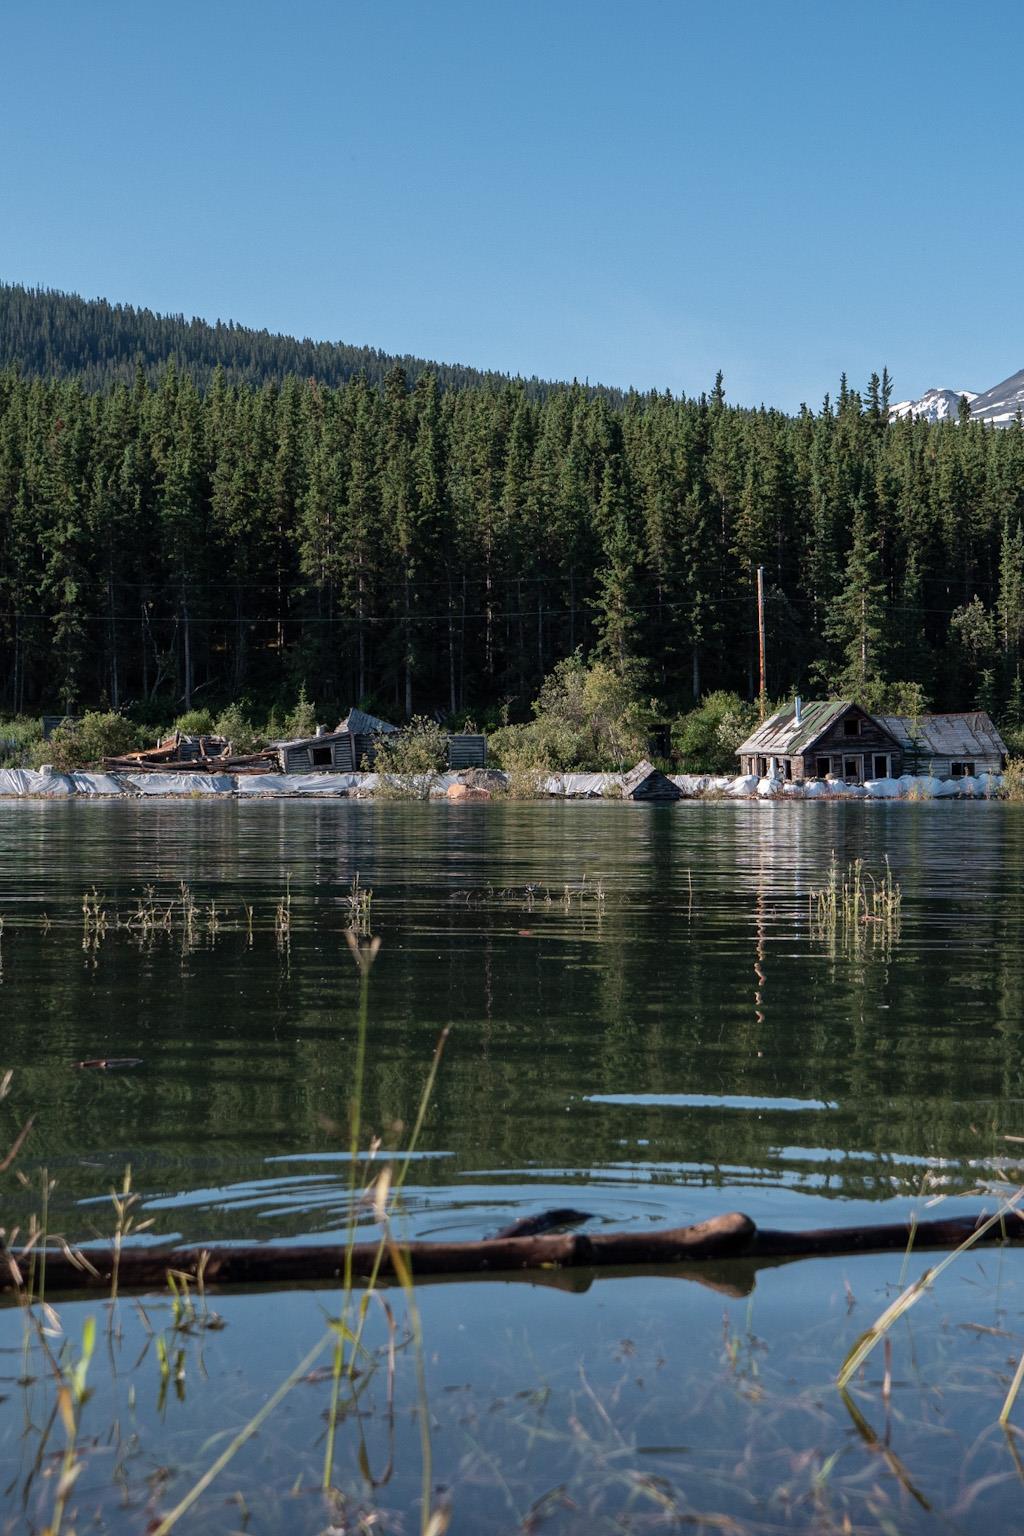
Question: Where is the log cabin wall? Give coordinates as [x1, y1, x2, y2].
[800, 709, 902, 782]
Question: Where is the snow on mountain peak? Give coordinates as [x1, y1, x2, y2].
[890, 369, 1024, 426]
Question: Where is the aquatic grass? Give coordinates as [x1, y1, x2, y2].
[342, 871, 374, 934]
[810, 853, 901, 956]
[837, 1186, 1024, 1390]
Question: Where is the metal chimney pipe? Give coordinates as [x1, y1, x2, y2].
[794, 696, 802, 726]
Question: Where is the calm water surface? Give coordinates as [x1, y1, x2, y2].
[1, 799, 1023, 1532]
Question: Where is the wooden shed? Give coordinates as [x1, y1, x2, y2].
[620, 760, 683, 802]
[273, 708, 398, 774]
[446, 733, 488, 769]
[876, 712, 1008, 778]
[736, 700, 904, 783]
[274, 712, 488, 775]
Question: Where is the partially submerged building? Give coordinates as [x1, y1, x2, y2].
[736, 700, 1007, 782]
[272, 709, 488, 774]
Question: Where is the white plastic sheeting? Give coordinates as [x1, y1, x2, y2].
[0, 768, 74, 796]
[68, 772, 126, 796]
[0, 766, 1008, 801]
[234, 772, 362, 796]
[122, 773, 236, 796]
[542, 773, 619, 798]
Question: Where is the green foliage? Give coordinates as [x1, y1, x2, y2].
[371, 717, 448, 798]
[172, 709, 215, 737]
[0, 716, 44, 768]
[672, 692, 759, 773]
[39, 712, 143, 771]
[489, 652, 652, 772]
[211, 703, 260, 755]
[850, 679, 930, 718]
[282, 685, 317, 741]
[2, 300, 1024, 724]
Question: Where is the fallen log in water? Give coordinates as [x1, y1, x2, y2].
[5, 1207, 1024, 1298]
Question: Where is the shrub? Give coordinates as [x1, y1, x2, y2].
[172, 708, 215, 737]
[1003, 758, 1024, 801]
[0, 716, 44, 768]
[282, 685, 318, 741]
[489, 652, 653, 773]
[673, 692, 759, 774]
[38, 712, 144, 772]
[212, 703, 261, 755]
[372, 717, 448, 799]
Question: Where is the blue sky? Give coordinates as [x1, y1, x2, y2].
[3, 2, 1022, 411]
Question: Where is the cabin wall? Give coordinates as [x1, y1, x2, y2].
[446, 734, 487, 769]
[905, 752, 1003, 778]
[805, 717, 902, 781]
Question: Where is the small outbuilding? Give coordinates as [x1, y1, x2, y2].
[876, 712, 1008, 778]
[273, 708, 398, 775]
[273, 711, 489, 775]
[620, 760, 683, 802]
[736, 700, 903, 783]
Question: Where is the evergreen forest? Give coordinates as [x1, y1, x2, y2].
[2, 286, 1024, 735]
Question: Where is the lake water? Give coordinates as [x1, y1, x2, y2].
[1, 799, 1023, 1533]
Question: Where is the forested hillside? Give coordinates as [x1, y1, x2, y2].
[1, 343, 1023, 728]
[0, 283, 620, 401]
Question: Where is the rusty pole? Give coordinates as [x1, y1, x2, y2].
[756, 565, 767, 719]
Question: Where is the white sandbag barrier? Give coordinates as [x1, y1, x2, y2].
[0, 765, 1008, 801]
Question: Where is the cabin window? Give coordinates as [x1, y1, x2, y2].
[816, 756, 830, 779]
[843, 756, 861, 782]
[757, 756, 768, 778]
[950, 761, 975, 778]
[784, 759, 793, 780]
[843, 717, 860, 738]
[310, 745, 333, 767]
[873, 754, 889, 779]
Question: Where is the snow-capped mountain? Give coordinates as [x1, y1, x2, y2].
[890, 368, 1024, 426]
[889, 387, 976, 424]
[965, 368, 1024, 426]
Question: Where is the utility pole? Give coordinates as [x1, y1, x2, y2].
[757, 565, 767, 720]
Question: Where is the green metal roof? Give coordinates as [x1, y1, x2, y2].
[735, 700, 855, 757]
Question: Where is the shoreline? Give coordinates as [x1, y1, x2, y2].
[0, 766, 1008, 802]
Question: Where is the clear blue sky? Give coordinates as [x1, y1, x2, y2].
[3, 1, 1022, 411]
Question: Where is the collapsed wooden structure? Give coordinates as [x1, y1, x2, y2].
[6, 1207, 1024, 1297]
[104, 732, 277, 774]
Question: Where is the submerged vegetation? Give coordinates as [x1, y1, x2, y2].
[810, 854, 902, 956]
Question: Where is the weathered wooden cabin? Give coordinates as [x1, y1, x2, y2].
[273, 708, 398, 774]
[620, 760, 683, 802]
[876, 712, 1007, 778]
[736, 700, 904, 782]
[274, 710, 488, 775]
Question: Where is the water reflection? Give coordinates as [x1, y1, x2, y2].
[0, 799, 1022, 1241]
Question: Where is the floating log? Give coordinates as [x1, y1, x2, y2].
[5, 1208, 1024, 1299]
